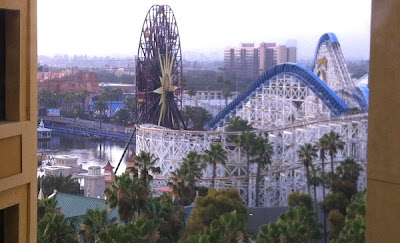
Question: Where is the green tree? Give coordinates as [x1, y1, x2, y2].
[79, 207, 116, 243]
[78, 90, 90, 111]
[40, 175, 81, 197]
[38, 89, 61, 109]
[256, 206, 321, 243]
[226, 116, 253, 132]
[93, 99, 109, 118]
[188, 88, 197, 98]
[336, 215, 365, 243]
[168, 168, 190, 205]
[114, 108, 130, 124]
[192, 107, 212, 130]
[316, 135, 329, 241]
[183, 210, 248, 243]
[37, 213, 78, 243]
[180, 151, 206, 202]
[323, 131, 345, 177]
[148, 194, 185, 242]
[309, 166, 322, 219]
[104, 173, 150, 222]
[235, 131, 257, 205]
[201, 143, 227, 188]
[133, 151, 161, 186]
[183, 105, 195, 128]
[124, 97, 136, 112]
[287, 192, 313, 211]
[320, 192, 350, 215]
[252, 135, 273, 207]
[328, 209, 346, 241]
[297, 143, 318, 195]
[327, 158, 362, 200]
[222, 87, 232, 106]
[37, 197, 60, 222]
[182, 188, 247, 241]
[96, 218, 160, 243]
[335, 191, 366, 243]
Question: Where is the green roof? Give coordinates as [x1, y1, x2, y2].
[54, 192, 119, 221]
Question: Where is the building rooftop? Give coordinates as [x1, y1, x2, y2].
[54, 155, 78, 160]
[103, 161, 114, 170]
[54, 192, 118, 221]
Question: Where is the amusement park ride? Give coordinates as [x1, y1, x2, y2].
[136, 5, 185, 130]
[118, 5, 370, 207]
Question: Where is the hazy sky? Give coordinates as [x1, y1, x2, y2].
[38, 0, 372, 60]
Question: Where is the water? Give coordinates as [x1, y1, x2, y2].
[38, 132, 134, 175]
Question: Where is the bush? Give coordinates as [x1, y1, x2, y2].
[181, 188, 247, 241]
[287, 192, 313, 211]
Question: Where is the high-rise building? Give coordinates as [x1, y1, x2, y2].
[259, 42, 276, 74]
[287, 46, 297, 63]
[224, 43, 259, 82]
[259, 43, 297, 74]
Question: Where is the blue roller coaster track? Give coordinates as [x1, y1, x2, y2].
[204, 63, 349, 131]
[311, 32, 369, 111]
[312, 32, 339, 70]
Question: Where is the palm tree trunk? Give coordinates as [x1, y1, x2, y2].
[330, 154, 335, 189]
[305, 165, 311, 195]
[321, 150, 327, 243]
[313, 183, 318, 221]
[255, 162, 261, 207]
[247, 152, 250, 206]
[212, 162, 216, 188]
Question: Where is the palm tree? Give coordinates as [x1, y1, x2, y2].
[37, 197, 60, 222]
[93, 99, 109, 118]
[79, 207, 116, 243]
[225, 116, 253, 132]
[79, 90, 90, 112]
[324, 131, 345, 176]
[96, 218, 160, 243]
[168, 168, 190, 204]
[309, 166, 322, 221]
[40, 174, 81, 197]
[235, 131, 257, 205]
[38, 213, 78, 243]
[134, 151, 161, 186]
[252, 135, 273, 207]
[316, 135, 329, 243]
[148, 194, 185, 242]
[222, 87, 232, 106]
[297, 143, 318, 195]
[201, 143, 227, 188]
[183, 105, 195, 128]
[181, 151, 206, 201]
[192, 107, 212, 130]
[336, 158, 362, 184]
[104, 173, 150, 222]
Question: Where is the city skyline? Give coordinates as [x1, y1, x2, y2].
[38, 0, 371, 60]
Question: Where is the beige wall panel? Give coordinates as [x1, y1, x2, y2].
[0, 184, 29, 243]
[368, 0, 400, 241]
[368, 0, 400, 185]
[0, 135, 22, 179]
[367, 179, 400, 242]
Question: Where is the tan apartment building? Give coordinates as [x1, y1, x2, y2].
[224, 43, 259, 81]
[225, 42, 297, 81]
[258, 43, 297, 74]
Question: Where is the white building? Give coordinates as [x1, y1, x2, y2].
[83, 166, 106, 199]
[44, 155, 84, 177]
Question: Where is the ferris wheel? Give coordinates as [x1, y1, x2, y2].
[136, 5, 186, 130]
